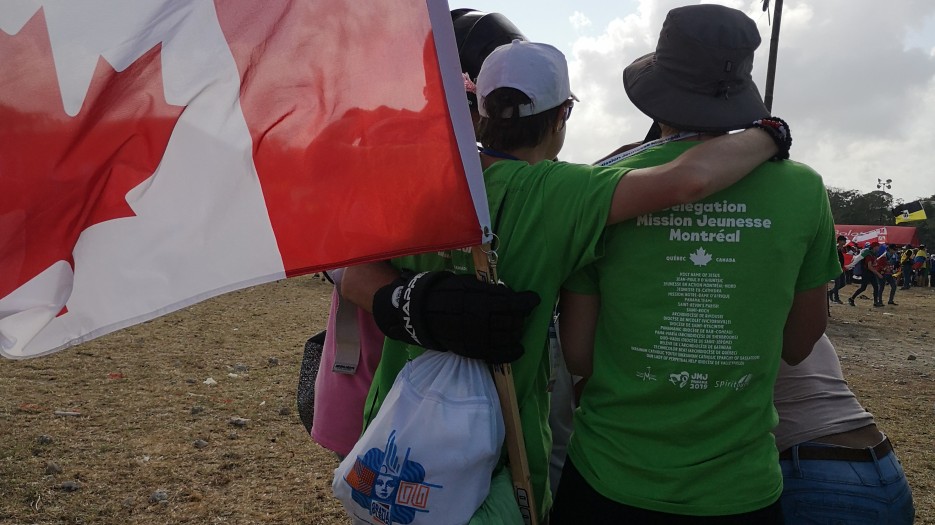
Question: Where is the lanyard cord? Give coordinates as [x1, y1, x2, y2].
[479, 147, 521, 161]
[595, 131, 701, 167]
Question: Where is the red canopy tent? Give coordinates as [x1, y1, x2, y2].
[835, 225, 920, 248]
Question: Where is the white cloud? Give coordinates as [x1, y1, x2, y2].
[569, 11, 592, 30]
[559, 0, 935, 202]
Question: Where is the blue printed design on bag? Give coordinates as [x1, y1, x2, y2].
[344, 430, 441, 524]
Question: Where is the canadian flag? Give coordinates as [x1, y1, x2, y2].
[0, 1, 489, 358]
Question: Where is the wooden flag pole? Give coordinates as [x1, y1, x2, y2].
[472, 243, 538, 525]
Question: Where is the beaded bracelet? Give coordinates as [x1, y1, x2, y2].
[748, 117, 792, 161]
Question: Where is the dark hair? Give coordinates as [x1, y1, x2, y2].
[836, 235, 847, 242]
[477, 88, 563, 151]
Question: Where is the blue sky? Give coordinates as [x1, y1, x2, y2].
[455, 1, 935, 203]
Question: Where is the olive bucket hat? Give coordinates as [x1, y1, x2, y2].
[623, 4, 769, 132]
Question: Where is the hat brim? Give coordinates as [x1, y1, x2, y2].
[623, 52, 769, 133]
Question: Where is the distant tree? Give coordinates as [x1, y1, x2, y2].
[827, 188, 933, 246]
[826, 187, 861, 223]
[911, 195, 934, 246]
[827, 187, 893, 225]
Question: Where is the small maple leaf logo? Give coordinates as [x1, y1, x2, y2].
[0, 9, 185, 303]
[689, 247, 712, 266]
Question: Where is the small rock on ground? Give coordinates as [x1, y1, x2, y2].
[58, 481, 80, 492]
[149, 490, 168, 504]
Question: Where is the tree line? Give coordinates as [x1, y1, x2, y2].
[827, 188, 933, 245]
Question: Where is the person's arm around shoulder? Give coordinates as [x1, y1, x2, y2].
[782, 285, 827, 365]
[558, 289, 600, 378]
[607, 126, 780, 225]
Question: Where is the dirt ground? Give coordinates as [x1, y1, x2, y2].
[1, 275, 932, 524]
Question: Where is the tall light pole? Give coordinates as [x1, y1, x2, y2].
[877, 178, 893, 225]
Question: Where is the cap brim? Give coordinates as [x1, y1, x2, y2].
[622, 53, 769, 133]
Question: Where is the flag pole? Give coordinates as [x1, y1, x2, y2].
[472, 244, 538, 525]
[763, 0, 784, 113]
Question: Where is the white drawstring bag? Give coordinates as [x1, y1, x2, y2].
[333, 350, 505, 525]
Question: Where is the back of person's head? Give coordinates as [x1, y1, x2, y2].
[475, 40, 575, 151]
[622, 4, 767, 132]
[837, 235, 847, 242]
[451, 9, 526, 110]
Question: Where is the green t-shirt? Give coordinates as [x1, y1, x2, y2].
[362, 159, 628, 521]
[564, 142, 840, 516]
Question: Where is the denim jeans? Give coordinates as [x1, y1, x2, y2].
[829, 273, 846, 301]
[780, 443, 915, 524]
[901, 263, 913, 288]
[849, 274, 879, 303]
[879, 275, 897, 303]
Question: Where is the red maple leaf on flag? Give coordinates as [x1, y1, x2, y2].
[0, 9, 185, 301]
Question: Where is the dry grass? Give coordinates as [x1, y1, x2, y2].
[826, 284, 935, 520]
[0, 276, 932, 524]
[0, 277, 344, 525]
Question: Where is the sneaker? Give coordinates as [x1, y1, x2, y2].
[847, 298, 855, 306]
[888, 301, 898, 305]
[873, 302, 883, 307]
[832, 299, 843, 304]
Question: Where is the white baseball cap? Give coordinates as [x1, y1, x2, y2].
[476, 39, 576, 118]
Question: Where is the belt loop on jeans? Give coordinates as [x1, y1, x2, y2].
[869, 439, 886, 482]
[790, 444, 802, 476]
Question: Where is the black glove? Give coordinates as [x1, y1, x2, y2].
[372, 271, 541, 364]
[747, 116, 792, 161]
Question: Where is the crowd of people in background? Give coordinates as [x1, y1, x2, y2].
[830, 238, 932, 307]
